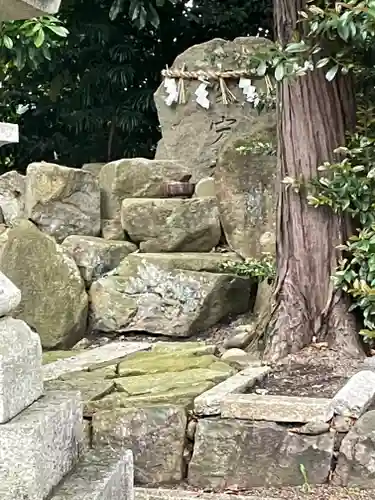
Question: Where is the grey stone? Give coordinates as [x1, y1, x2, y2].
[126, 252, 242, 273]
[215, 131, 276, 259]
[92, 405, 187, 485]
[62, 235, 137, 286]
[0, 271, 21, 317]
[194, 177, 215, 197]
[82, 163, 105, 176]
[51, 449, 134, 500]
[0, 391, 83, 500]
[89, 260, 250, 337]
[221, 348, 253, 369]
[43, 341, 151, 381]
[334, 410, 375, 487]
[220, 394, 332, 423]
[99, 158, 191, 220]
[101, 219, 125, 240]
[0, 316, 43, 423]
[25, 162, 101, 242]
[0, 171, 25, 223]
[194, 365, 271, 416]
[188, 418, 334, 489]
[223, 325, 255, 349]
[0, 0, 61, 20]
[253, 279, 273, 316]
[328, 370, 375, 419]
[136, 488, 278, 500]
[120, 197, 221, 253]
[0, 220, 88, 349]
[154, 37, 274, 182]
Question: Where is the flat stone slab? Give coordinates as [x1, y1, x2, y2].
[51, 449, 134, 500]
[136, 488, 278, 500]
[0, 317, 43, 423]
[328, 370, 375, 419]
[0, 271, 21, 317]
[194, 365, 271, 416]
[221, 393, 332, 423]
[0, 391, 83, 500]
[43, 341, 151, 381]
[188, 418, 334, 489]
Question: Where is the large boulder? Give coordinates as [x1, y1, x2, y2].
[188, 418, 334, 489]
[0, 220, 88, 348]
[120, 197, 221, 252]
[61, 235, 137, 286]
[154, 36, 275, 181]
[215, 132, 276, 259]
[334, 410, 375, 487]
[25, 162, 101, 242]
[89, 259, 250, 337]
[99, 158, 191, 220]
[0, 171, 25, 224]
[92, 405, 187, 485]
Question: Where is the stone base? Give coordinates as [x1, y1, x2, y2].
[0, 391, 83, 500]
[51, 449, 134, 500]
[0, 316, 43, 423]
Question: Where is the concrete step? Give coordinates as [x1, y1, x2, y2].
[0, 391, 83, 500]
[135, 488, 277, 500]
[50, 449, 134, 500]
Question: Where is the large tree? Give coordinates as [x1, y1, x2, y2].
[262, 0, 366, 361]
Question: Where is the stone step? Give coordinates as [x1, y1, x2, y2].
[51, 449, 134, 500]
[0, 391, 83, 500]
[135, 488, 278, 500]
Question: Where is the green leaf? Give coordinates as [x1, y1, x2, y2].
[256, 60, 267, 77]
[3, 35, 13, 49]
[109, 0, 125, 20]
[34, 28, 45, 48]
[148, 3, 160, 28]
[285, 42, 308, 53]
[316, 57, 330, 69]
[325, 65, 339, 82]
[46, 24, 69, 37]
[274, 63, 285, 81]
[337, 22, 350, 41]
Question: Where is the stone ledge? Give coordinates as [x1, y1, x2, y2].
[43, 341, 151, 381]
[51, 448, 134, 500]
[135, 488, 278, 500]
[221, 393, 332, 423]
[194, 365, 271, 416]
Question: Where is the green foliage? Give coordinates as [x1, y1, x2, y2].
[220, 253, 276, 281]
[0, 16, 68, 72]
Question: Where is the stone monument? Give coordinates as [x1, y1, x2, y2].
[0, 1, 134, 499]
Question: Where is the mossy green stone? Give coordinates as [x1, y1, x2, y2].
[114, 367, 233, 395]
[42, 350, 81, 365]
[117, 353, 220, 376]
[151, 342, 216, 355]
[87, 382, 214, 413]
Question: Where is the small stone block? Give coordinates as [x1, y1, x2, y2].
[0, 317, 43, 423]
[0, 391, 83, 500]
[194, 365, 271, 416]
[0, 272, 21, 317]
[328, 370, 375, 419]
[51, 448, 134, 500]
[0, 123, 18, 146]
[221, 394, 332, 423]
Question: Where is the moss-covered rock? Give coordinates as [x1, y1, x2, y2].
[89, 258, 250, 336]
[0, 220, 88, 348]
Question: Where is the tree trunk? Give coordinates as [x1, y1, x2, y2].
[263, 0, 365, 362]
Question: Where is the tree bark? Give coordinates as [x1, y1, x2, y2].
[263, 0, 365, 362]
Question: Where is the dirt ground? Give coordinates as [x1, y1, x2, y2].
[249, 344, 364, 398]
